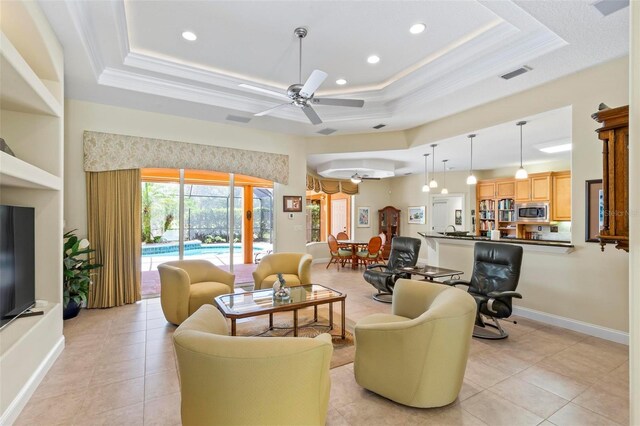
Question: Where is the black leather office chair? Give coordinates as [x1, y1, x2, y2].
[363, 236, 421, 303]
[445, 242, 523, 339]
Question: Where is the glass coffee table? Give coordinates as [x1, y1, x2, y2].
[398, 265, 464, 282]
[214, 284, 346, 338]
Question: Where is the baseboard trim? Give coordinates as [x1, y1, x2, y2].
[0, 335, 65, 426]
[312, 257, 330, 265]
[512, 306, 629, 345]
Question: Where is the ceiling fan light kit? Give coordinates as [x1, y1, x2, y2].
[466, 133, 477, 185]
[244, 27, 364, 125]
[350, 173, 362, 184]
[515, 121, 528, 179]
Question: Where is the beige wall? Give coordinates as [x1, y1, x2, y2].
[352, 179, 392, 242]
[396, 57, 629, 332]
[64, 99, 308, 253]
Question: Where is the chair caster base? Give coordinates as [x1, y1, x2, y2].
[472, 320, 509, 340]
[373, 293, 392, 303]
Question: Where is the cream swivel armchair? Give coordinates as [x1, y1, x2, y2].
[158, 259, 234, 325]
[252, 252, 312, 290]
[173, 305, 333, 426]
[354, 279, 476, 408]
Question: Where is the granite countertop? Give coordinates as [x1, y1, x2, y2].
[417, 232, 574, 248]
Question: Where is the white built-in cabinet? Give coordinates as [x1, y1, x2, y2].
[0, 1, 64, 421]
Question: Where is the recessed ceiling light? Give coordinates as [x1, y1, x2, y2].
[336, 79, 347, 85]
[181, 31, 197, 41]
[539, 143, 572, 153]
[367, 55, 380, 64]
[409, 23, 426, 34]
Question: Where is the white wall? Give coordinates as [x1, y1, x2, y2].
[64, 99, 308, 253]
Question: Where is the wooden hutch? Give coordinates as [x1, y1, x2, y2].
[592, 105, 629, 252]
[378, 206, 400, 258]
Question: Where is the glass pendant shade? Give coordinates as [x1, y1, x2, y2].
[515, 167, 528, 179]
[422, 184, 430, 192]
[466, 174, 477, 185]
[441, 187, 449, 194]
[429, 179, 438, 188]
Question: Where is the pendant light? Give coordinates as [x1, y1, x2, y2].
[428, 144, 438, 188]
[515, 121, 528, 179]
[421, 153, 430, 192]
[441, 159, 449, 194]
[466, 134, 477, 185]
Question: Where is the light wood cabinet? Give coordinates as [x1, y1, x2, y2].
[593, 105, 629, 252]
[552, 172, 571, 221]
[531, 174, 551, 201]
[515, 179, 530, 201]
[496, 180, 515, 198]
[378, 206, 400, 259]
[477, 182, 495, 199]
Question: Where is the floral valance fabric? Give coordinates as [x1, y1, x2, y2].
[83, 131, 289, 185]
[306, 173, 358, 195]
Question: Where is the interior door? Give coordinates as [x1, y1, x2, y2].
[331, 199, 347, 236]
[431, 199, 449, 233]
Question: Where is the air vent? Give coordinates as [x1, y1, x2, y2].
[500, 66, 532, 80]
[373, 124, 386, 129]
[317, 128, 337, 135]
[226, 115, 251, 123]
[592, 0, 629, 16]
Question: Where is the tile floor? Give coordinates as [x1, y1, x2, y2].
[16, 263, 629, 425]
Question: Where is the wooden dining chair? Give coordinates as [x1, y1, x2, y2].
[336, 232, 349, 240]
[356, 236, 383, 268]
[377, 232, 387, 262]
[327, 234, 353, 269]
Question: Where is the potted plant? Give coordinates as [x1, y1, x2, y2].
[63, 230, 102, 320]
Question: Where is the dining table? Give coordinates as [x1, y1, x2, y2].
[337, 239, 370, 270]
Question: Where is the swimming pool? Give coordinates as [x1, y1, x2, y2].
[142, 243, 265, 257]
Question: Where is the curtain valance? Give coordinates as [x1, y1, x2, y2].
[306, 173, 359, 195]
[83, 131, 289, 185]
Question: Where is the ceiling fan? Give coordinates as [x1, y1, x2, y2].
[350, 173, 381, 184]
[240, 27, 364, 125]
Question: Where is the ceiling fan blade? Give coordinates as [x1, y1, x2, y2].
[302, 105, 323, 125]
[312, 98, 365, 108]
[239, 83, 290, 100]
[255, 102, 292, 117]
[362, 177, 381, 180]
[300, 70, 328, 98]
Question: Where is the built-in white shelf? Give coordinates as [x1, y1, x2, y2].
[0, 151, 61, 190]
[0, 31, 62, 117]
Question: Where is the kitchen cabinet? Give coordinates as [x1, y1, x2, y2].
[496, 180, 515, 198]
[531, 174, 551, 201]
[515, 179, 530, 201]
[514, 173, 551, 202]
[478, 182, 495, 199]
[552, 172, 571, 221]
[593, 105, 629, 252]
[378, 206, 400, 259]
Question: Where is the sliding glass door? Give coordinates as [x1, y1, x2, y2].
[141, 169, 273, 297]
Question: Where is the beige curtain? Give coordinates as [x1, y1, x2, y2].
[86, 169, 142, 308]
[306, 173, 359, 195]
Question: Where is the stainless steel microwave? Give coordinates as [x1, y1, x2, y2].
[515, 203, 549, 222]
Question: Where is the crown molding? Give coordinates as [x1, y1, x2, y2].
[65, 0, 103, 80]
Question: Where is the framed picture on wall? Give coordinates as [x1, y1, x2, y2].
[408, 206, 425, 224]
[283, 195, 303, 212]
[585, 179, 603, 242]
[357, 207, 370, 227]
[455, 209, 462, 226]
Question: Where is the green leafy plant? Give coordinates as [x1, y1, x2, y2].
[63, 230, 102, 308]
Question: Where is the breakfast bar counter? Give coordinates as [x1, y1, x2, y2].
[418, 232, 575, 254]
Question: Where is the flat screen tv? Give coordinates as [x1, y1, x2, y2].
[0, 205, 35, 330]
